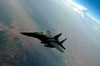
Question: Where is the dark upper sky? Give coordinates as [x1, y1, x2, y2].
[72, 0, 100, 23]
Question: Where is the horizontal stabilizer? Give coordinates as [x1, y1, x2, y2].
[60, 44, 66, 50]
[50, 42, 64, 53]
[54, 33, 62, 39]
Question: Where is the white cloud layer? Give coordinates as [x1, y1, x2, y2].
[65, 0, 87, 17]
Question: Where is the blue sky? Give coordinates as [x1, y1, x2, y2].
[72, 0, 100, 23]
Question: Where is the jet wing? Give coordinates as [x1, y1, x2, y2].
[50, 42, 64, 53]
[44, 30, 52, 38]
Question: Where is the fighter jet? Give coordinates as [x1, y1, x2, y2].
[21, 30, 67, 53]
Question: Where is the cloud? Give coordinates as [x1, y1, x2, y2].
[93, 25, 98, 30]
[65, 0, 87, 17]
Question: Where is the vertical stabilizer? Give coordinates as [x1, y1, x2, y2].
[54, 33, 62, 39]
[60, 38, 67, 44]
[59, 38, 67, 50]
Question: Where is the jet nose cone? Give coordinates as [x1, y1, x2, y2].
[20, 32, 36, 37]
[20, 32, 30, 35]
[20, 32, 26, 35]
[60, 33, 62, 35]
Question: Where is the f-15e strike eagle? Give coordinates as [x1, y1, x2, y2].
[21, 30, 67, 53]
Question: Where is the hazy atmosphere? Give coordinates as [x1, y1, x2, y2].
[0, 0, 100, 66]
